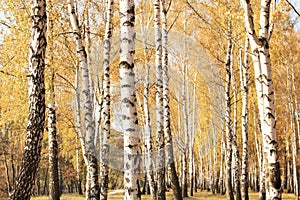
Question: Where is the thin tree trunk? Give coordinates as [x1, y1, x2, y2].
[287, 65, 299, 197]
[140, 11, 157, 200]
[225, 23, 234, 200]
[75, 135, 83, 195]
[190, 73, 197, 196]
[240, 38, 249, 200]
[161, 1, 182, 199]
[67, 1, 99, 199]
[286, 135, 293, 193]
[219, 133, 226, 195]
[230, 45, 241, 200]
[48, 72, 60, 200]
[291, 63, 299, 197]
[120, 0, 141, 199]
[9, 1, 47, 199]
[154, 0, 165, 199]
[100, 0, 114, 199]
[181, 10, 189, 198]
[213, 123, 219, 194]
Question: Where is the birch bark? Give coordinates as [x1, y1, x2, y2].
[67, 0, 99, 198]
[9, 1, 47, 199]
[161, 1, 183, 199]
[225, 23, 234, 200]
[100, 0, 114, 199]
[240, 39, 249, 200]
[154, 0, 165, 199]
[241, 0, 282, 198]
[120, 0, 141, 199]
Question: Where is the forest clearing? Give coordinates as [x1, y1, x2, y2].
[0, 0, 300, 200]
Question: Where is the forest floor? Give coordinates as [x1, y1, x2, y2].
[28, 190, 299, 200]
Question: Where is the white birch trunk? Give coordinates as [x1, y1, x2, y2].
[48, 72, 60, 200]
[240, 39, 249, 200]
[161, 1, 183, 199]
[219, 133, 226, 195]
[230, 45, 241, 200]
[100, 0, 114, 199]
[120, 0, 141, 199]
[67, 1, 99, 198]
[242, 0, 281, 198]
[225, 23, 234, 200]
[154, 0, 165, 199]
[140, 12, 157, 200]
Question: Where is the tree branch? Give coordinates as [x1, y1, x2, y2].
[286, 0, 300, 17]
[56, 73, 75, 90]
[241, 0, 261, 46]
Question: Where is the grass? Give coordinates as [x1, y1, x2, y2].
[27, 190, 300, 200]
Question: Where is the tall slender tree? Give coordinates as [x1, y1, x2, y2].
[161, 0, 183, 199]
[100, 0, 114, 199]
[9, 0, 47, 199]
[120, 0, 141, 199]
[225, 23, 234, 200]
[140, 5, 157, 199]
[240, 38, 249, 200]
[48, 72, 60, 200]
[241, 0, 282, 199]
[154, 0, 166, 199]
[230, 45, 241, 200]
[67, 0, 99, 199]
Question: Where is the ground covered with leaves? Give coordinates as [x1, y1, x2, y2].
[28, 190, 298, 200]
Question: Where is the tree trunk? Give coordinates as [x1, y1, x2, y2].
[75, 135, 83, 195]
[120, 0, 141, 199]
[286, 138, 293, 193]
[154, 0, 166, 199]
[9, 1, 47, 199]
[141, 10, 157, 200]
[67, 1, 99, 199]
[141, 23, 157, 200]
[291, 63, 299, 197]
[287, 64, 299, 197]
[230, 45, 241, 200]
[100, 0, 114, 199]
[212, 123, 219, 194]
[219, 133, 226, 195]
[48, 72, 60, 200]
[161, 1, 183, 199]
[240, 38, 249, 200]
[225, 23, 234, 200]
[242, 0, 281, 198]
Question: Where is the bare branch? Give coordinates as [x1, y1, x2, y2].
[286, 0, 300, 17]
[56, 73, 75, 90]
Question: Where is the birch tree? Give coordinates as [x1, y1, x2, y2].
[100, 0, 114, 199]
[9, 0, 47, 199]
[120, 0, 141, 199]
[154, 0, 166, 199]
[225, 23, 234, 200]
[161, 0, 183, 199]
[182, 13, 189, 198]
[241, 0, 282, 199]
[67, 0, 99, 199]
[240, 39, 249, 200]
[230, 45, 241, 200]
[48, 72, 60, 200]
[140, 4, 157, 198]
